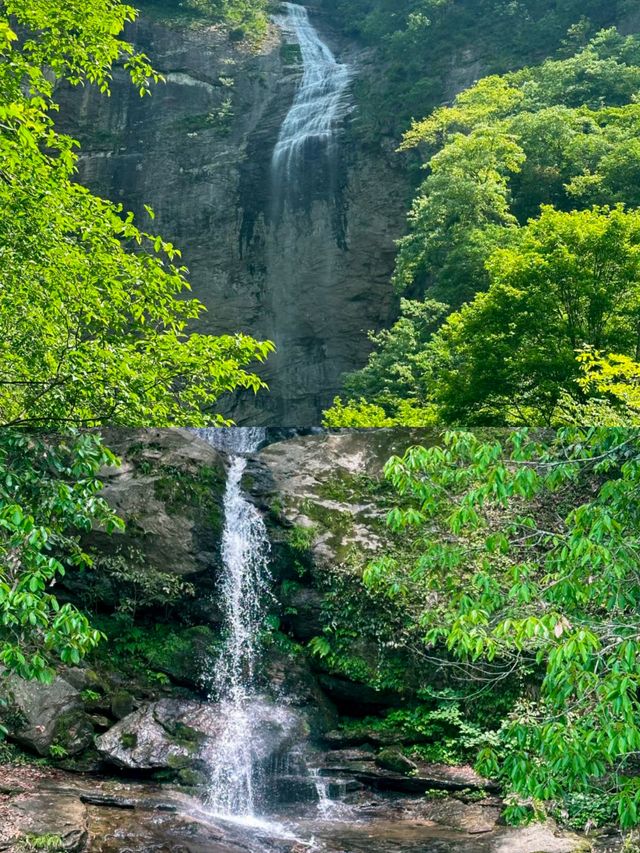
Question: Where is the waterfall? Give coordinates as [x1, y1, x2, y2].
[272, 2, 351, 182]
[197, 428, 271, 817]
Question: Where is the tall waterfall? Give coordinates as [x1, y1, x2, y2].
[272, 2, 351, 181]
[197, 428, 271, 816]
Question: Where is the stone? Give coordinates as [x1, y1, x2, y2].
[317, 674, 404, 713]
[263, 647, 338, 737]
[491, 822, 592, 852]
[375, 748, 417, 775]
[96, 697, 306, 773]
[110, 689, 136, 721]
[1, 673, 94, 757]
[6, 792, 88, 852]
[252, 431, 435, 572]
[81, 428, 226, 582]
[280, 586, 325, 640]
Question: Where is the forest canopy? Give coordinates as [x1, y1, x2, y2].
[326, 30, 640, 428]
[360, 428, 640, 829]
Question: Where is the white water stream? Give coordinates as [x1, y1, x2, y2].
[272, 2, 351, 180]
[194, 428, 346, 844]
[197, 428, 271, 816]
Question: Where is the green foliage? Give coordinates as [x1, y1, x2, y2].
[427, 206, 640, 424]
[48, 743, 68, 760]
[553, 791, 617, 832]
[342, 691, 501, 766]
[137, 0, 269, 40]
[0, 430, 123, 682]
[369, 429, 640, 828]
[91, 548, 196, 617]
[80, 689, 100, 703]
[329, 32, 640, 427]
[17, 836, 64, 853]
[0, 0, 272, 429]
[288, 524, 317, 552]
[325, 0, 624, 138]
[92, 616, 215, 686]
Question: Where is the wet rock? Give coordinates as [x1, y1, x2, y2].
[0, 673, 94, 757]
[0, 771, 303, 853]
[153, 625, 216, 688]
[318, 675, 403, 713]
[280, 586, 325, 640]
[263, 648, 338, 737]
[375, 748, 417, 775]
[6, 792, 88, 851]
[111, 690, 136, 721]
[96, 697, 306, 773]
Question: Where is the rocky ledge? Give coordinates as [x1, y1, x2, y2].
[0, 766, 611, 853]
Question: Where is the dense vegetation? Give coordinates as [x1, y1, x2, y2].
[0, 0, 272, 428]
[0, 432, 122, 684]
[326, 28, 640, 427]
[312, 428, 640, 831]
[325, 0, 631, 137]
[136, 0, 269, 40]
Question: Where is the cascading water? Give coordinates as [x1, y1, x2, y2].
[272, 2, 351, 183]
[196, 428, 271, 817]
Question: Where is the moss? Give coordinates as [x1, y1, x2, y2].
[178, 767, 209, 786]
[166, 752, 192, 769]
[280, 43, 302, 64]
[168, 722, 206, 751]
[316, 472, 391, 504]
[299, 499, 354, 537]
[120, 732, 138, 749]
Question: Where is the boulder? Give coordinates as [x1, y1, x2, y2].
[1, 673, 94, 757]
[110, 689, 136, 721]
[375, 747, 417, 775]
[96, 697, 306, 773]
[7, 792, 88, 851]
[263, 648, 338, 737]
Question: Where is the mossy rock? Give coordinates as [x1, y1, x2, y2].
[177, 767, 209, 787]
[375, 747, 418, 775]
[112, 690, 136, 721]
[145, 625, 216, 688]
[51, 709, 95, 757]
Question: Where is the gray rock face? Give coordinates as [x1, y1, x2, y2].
[85, 428, 226, 581]
[1, 673, 93, 757]
[57, 13, 409, 426]
[251, 430, 434, 570]
[96, 697, 305, 772]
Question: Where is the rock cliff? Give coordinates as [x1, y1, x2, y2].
[57, 9, 409, 426]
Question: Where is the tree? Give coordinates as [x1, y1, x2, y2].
[366, 428, 640, 828]
[0, 0, 273, 427]
[0, 430, 123, 683]
[328, 33, 640, 428]
[561, 351, 640, 425]
[427, 206, 640, 424]
[323, 299, 446, 426]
